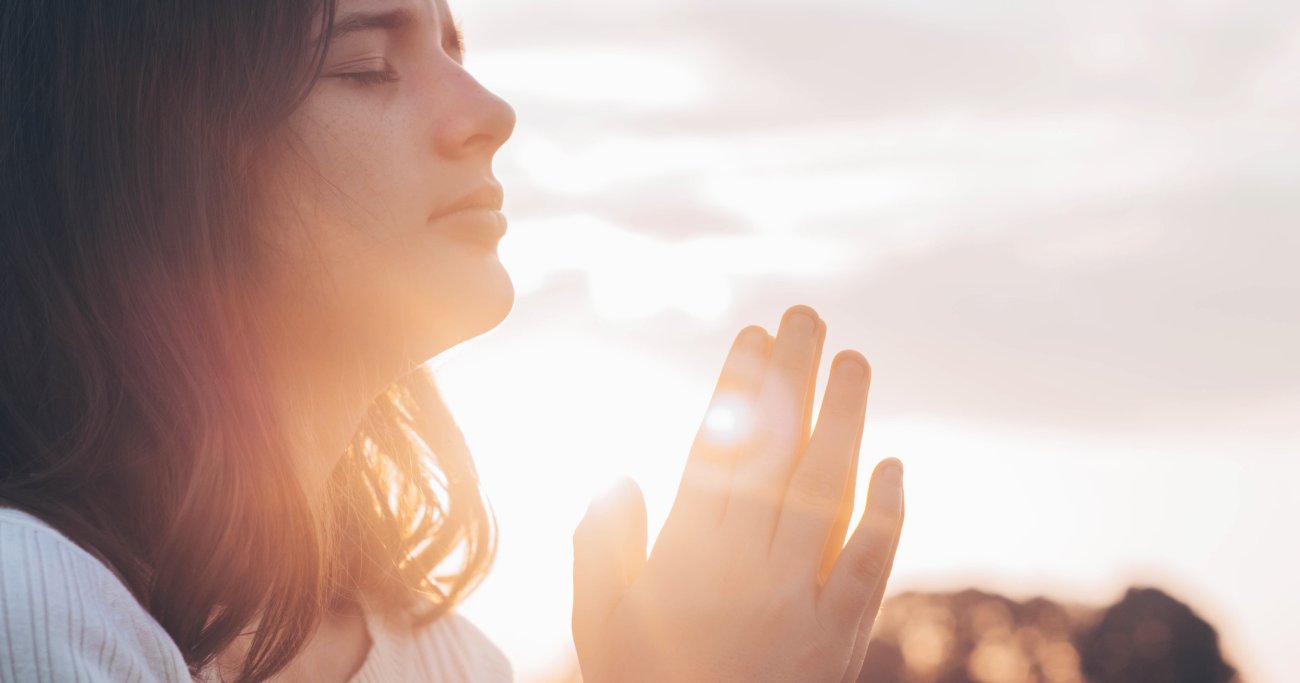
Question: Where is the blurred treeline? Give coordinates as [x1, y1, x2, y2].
[540, 586, 1241, 683]
[860, 587, 1239, 683]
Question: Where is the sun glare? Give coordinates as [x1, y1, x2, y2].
[498, 214, 735, 322]
[701, 392, 756, 448]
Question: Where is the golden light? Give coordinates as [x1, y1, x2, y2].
[700, 392, 756, 449]
[447, 5, 1299, 683]
[498, 214, 735, 322]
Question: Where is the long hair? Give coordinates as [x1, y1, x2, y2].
[0, 2, 496, 681]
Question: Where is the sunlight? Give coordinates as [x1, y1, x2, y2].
[468, 45, 710, 111]
[434, 327, 707, 673]
[498, 213, 852, 322]
[452, 3, 1300, 681]
[700, 392, 756, 449]
[588, 241, 733, 322]
[498, 214, 735, 322]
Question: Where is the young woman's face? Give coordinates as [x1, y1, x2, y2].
[257, 0, 516, 371]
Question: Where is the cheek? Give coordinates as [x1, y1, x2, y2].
[255, 102, 512, 355]
[264, 105, 430, 269]
[300, 122, 423, 239]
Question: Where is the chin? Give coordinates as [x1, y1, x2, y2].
[415, 254, 515, 360]
[467, 262, 515, 337]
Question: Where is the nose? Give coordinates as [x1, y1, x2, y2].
[433, 66, 516, 160]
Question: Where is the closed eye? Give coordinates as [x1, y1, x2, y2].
[334, 70, 399, 86]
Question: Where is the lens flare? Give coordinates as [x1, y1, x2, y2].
[702, 392, 755, 448]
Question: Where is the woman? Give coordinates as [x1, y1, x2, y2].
[0, 0, 905, 681]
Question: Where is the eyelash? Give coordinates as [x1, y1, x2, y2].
[329, 20, 465, 87]
[334, 69, 399, 86]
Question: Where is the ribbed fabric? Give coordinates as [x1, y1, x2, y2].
[0, 508, 191, 683]
[1, 508, 514, 682]
[344, 600, 513, 683]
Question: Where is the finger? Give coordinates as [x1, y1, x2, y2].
[572, 479, 649, 652]
[818, 458, 904, 633]
[722, 306, 825, 540]
[840, 492, 902, 683]
[770, 351, 871, 576]
[660, 326, 772, 544]
[820, 383, 866, 584]
[612, 477, 649, 585]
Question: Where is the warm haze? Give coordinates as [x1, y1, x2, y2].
[431, 0, 1299, 681]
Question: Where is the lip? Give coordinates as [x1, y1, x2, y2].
[427, 183, 507, 245]
[430, 183, 504, 220]
[428, 208, 507, 245]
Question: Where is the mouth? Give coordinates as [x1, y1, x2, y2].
[429, 208, 506, 245]
[428, 184, 507, 245]
[431, 183, 504, 219]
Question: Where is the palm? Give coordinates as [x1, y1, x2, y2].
[573, 306, 905, 683]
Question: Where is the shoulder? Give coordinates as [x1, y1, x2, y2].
[0, 507, 191, 683]
[423, 609, 513, 680]
[354, 597, 513, 683]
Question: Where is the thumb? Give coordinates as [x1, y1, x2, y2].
[572, 477, 647, 645]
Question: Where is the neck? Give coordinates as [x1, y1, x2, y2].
[211, 594, 372, 683]
[261, 328, 379, 499]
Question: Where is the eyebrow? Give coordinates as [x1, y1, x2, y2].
[325, 6, 464, 52]
[328, 7, 418, 41]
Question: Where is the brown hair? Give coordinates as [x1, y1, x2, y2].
[0, 1, 495, 680]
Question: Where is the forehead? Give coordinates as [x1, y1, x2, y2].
[332, 0, 452, 25]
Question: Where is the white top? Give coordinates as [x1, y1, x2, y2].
[0, 507, 512, 682]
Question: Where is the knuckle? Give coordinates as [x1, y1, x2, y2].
[863, 511, 900, 538]
[853, 550, 888, 583]
[789, 471, 840, 507]
[771, 352, 807, 376]
[773, 578, 809, 607]
[753, 419, 797, 458]
[824, 394, 861, 420]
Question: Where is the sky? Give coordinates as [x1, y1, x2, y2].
[429, 0, 1300, 681]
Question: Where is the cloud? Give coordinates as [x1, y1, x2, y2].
[738, 175, 1300, 431]
[474, 0, 1300, 432]
[469, 0, 1300, 128]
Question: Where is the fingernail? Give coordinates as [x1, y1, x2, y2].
[880, 461, 904, 513]
[881, 459, 903, 483]
[836, 360, 864, 381]
[786, 310, 816, 335]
